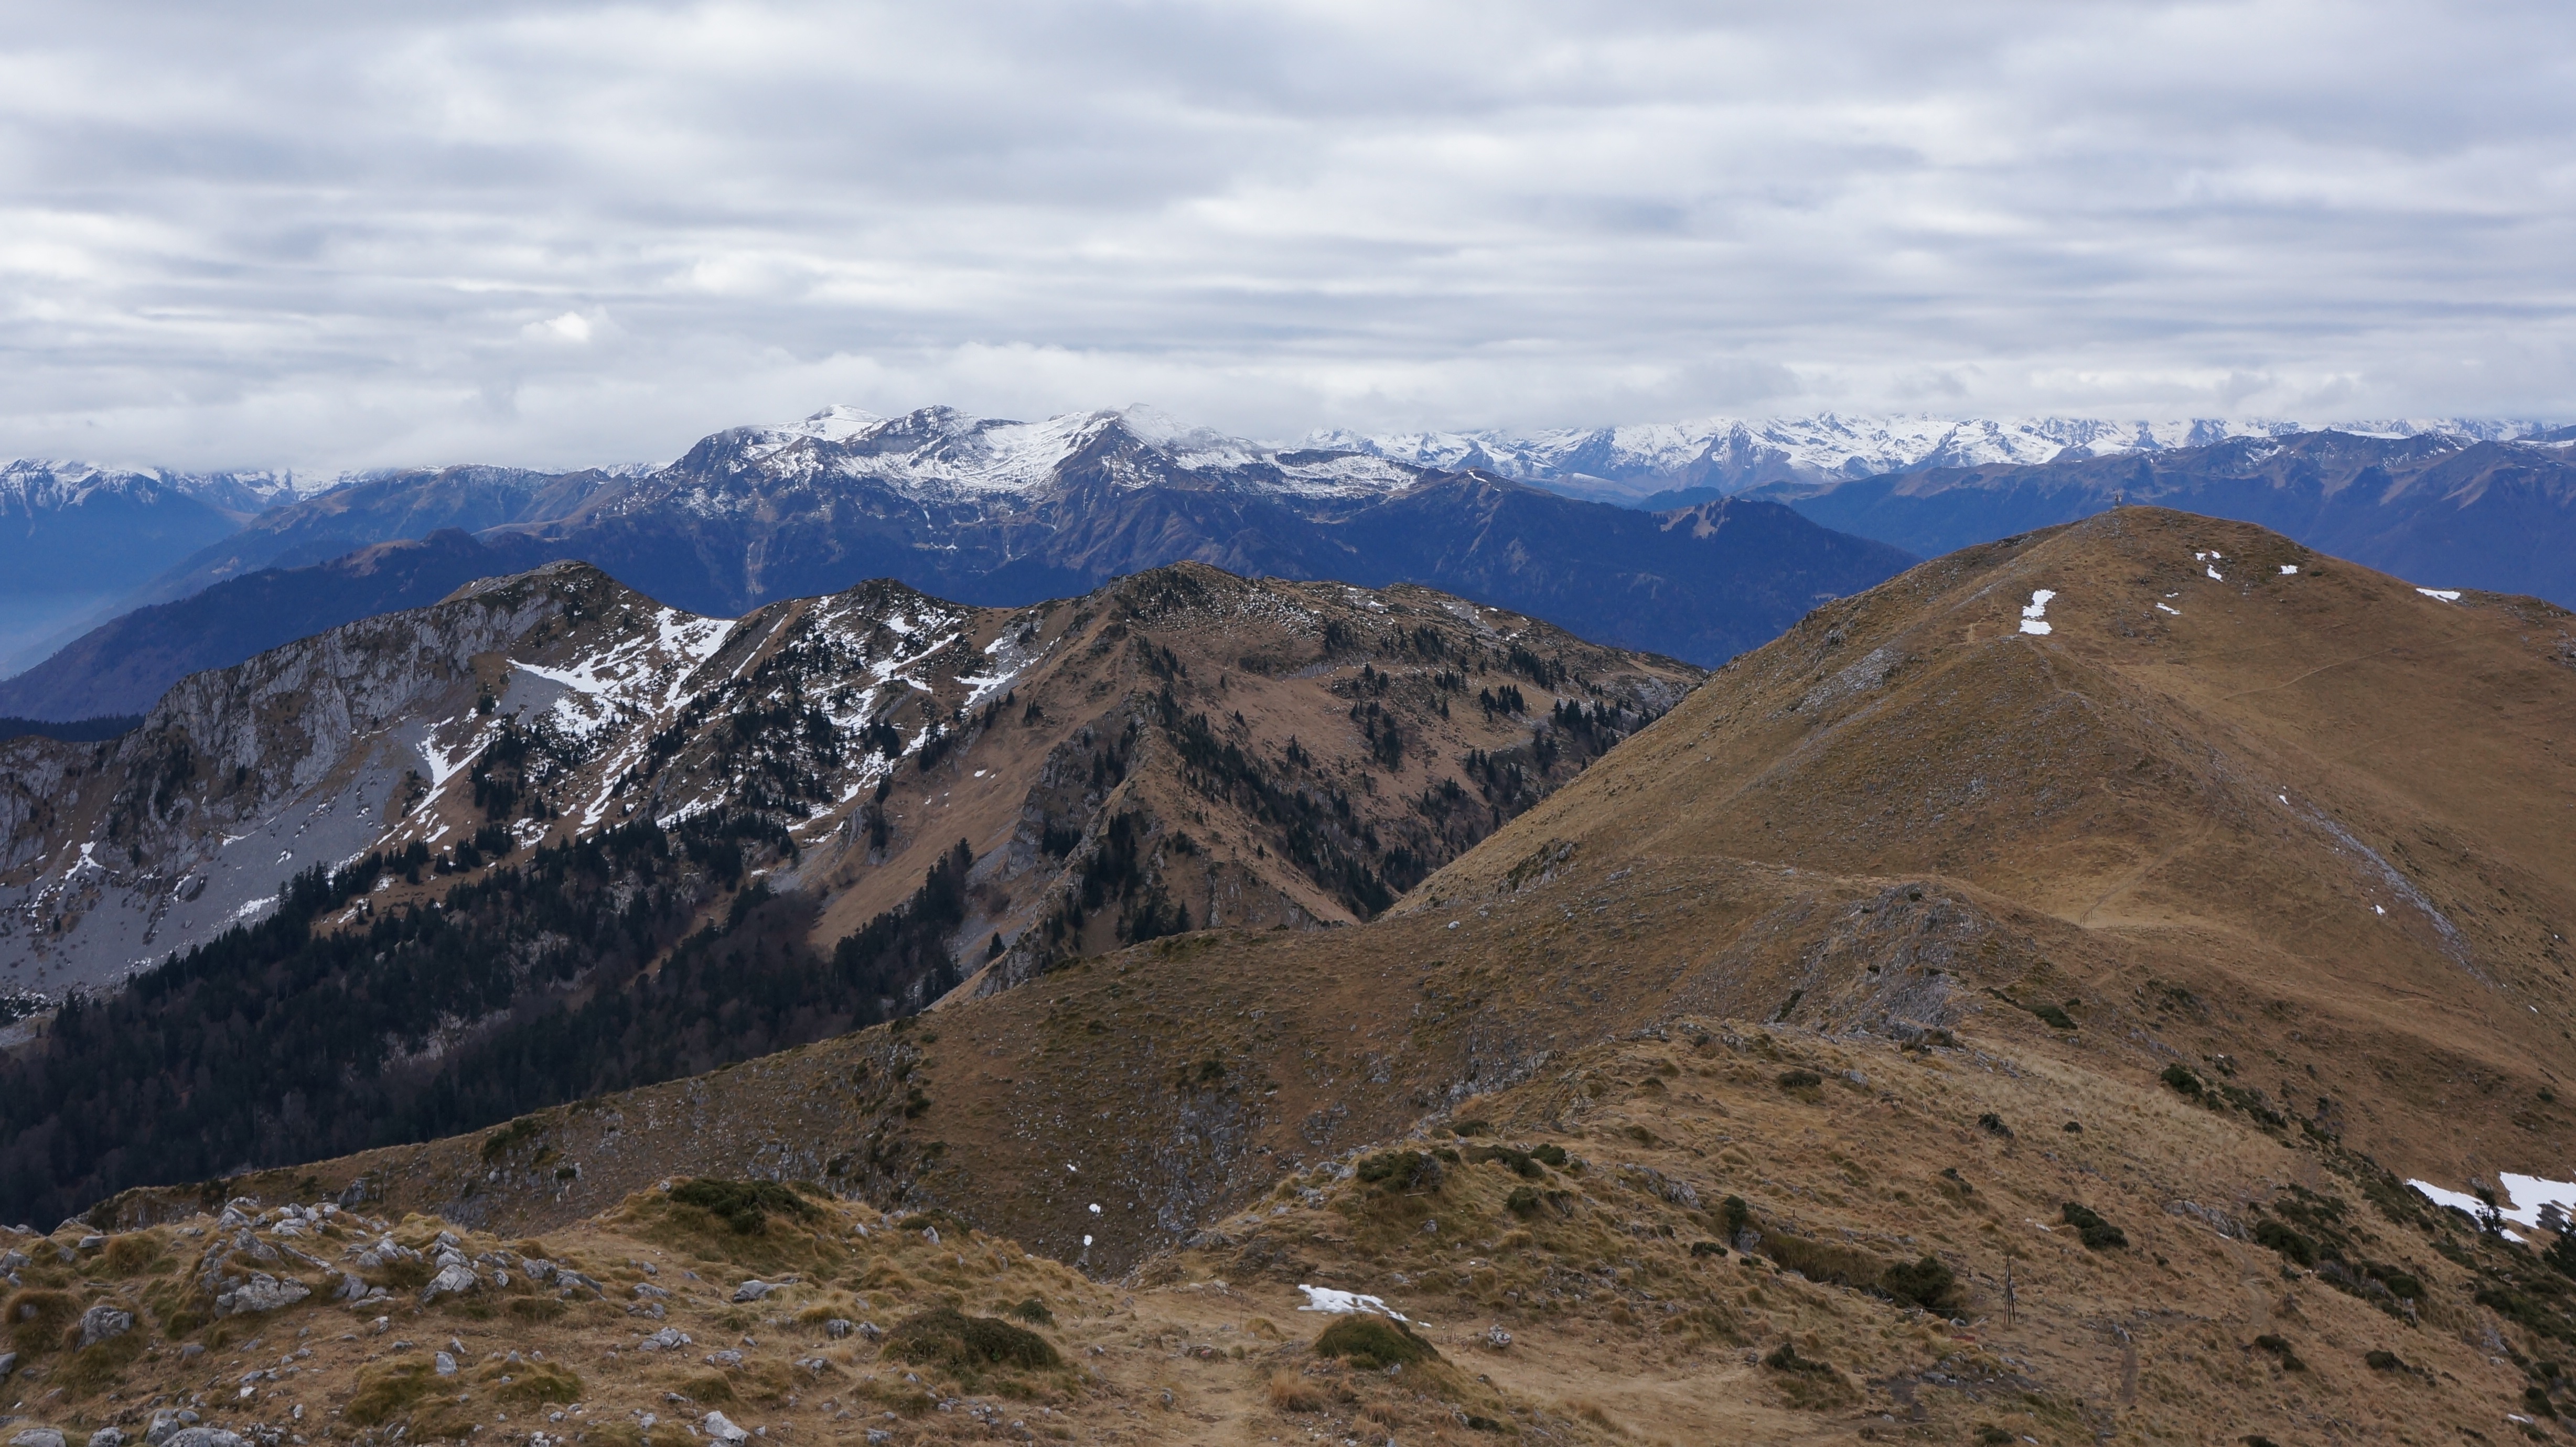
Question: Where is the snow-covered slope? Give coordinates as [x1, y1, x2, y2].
[1307, 415, 2569, 502]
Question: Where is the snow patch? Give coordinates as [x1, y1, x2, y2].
[1297, 1286, 1409, 1322]
[2018, 588, 2056, 636]
[2405, 1174, 2576, 1240]
[2279, 565, 2298, 575]
[416, 719, 480, 789]
[2155, 603, 2180, 615]
[2417, 588, 2462, 602]
[2493, 1173, 2576, 1229]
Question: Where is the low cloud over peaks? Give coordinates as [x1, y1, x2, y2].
[2, 1, 2569, 470]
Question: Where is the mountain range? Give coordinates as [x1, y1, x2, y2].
[1316, 412, 2573, 502]
[5, 405, 2571, 731]
[1754, 429, 2576, 608]
[2, 507, 2570, 1443]
[0, 407, 1909, 720]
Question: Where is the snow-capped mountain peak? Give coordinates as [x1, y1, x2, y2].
[0, 459, 304, 516]
[703, 404, 1419, 502]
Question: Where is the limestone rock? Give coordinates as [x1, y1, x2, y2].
[214, 1272, 310, 1317]
[78, 1302, 134, 1347]
[420, 1262, 478, 1303]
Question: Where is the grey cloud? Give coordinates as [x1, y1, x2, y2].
[0, 0, 2568, 471]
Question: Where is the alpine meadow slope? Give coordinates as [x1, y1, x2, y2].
[46, 506, 2575, 1442]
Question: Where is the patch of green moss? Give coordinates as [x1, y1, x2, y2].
[2061, 1202, 2127, 1250]
[1312, 1314, 1437, 1370]
[670, 1179, 821, 1234]
[487, 1359, 583, 1406]
[885, 1307, 1061, 1371]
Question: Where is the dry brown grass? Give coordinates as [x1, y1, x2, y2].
[1266, 1369, 1323, 1412]
[55, 509, 2576, 1447]
[1561, 1396, 1622, 1432]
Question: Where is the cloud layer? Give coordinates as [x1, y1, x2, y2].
[3, 0, 2570, 470]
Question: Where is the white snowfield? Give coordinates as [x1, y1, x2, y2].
[2018, 588, 2056, 636]
[2417, 588, 2463, 602]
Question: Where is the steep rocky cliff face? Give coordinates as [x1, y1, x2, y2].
[1, 563, 629, 989]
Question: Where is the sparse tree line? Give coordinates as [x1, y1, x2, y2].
[0, 814, 970, 1228]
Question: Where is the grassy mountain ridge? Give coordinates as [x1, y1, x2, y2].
[42, 506, 2576, 1439]
[21, 507, 2576, 1441]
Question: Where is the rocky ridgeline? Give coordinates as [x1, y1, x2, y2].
[0, 1181, 1176, 1447]
[1, 560, 1697, 998]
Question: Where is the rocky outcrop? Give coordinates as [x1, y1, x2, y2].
[214, 1272, 311, 1317]
[77, 1300, 133, 1346]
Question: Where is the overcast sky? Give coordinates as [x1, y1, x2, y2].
[2, 1, 2570, 471]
